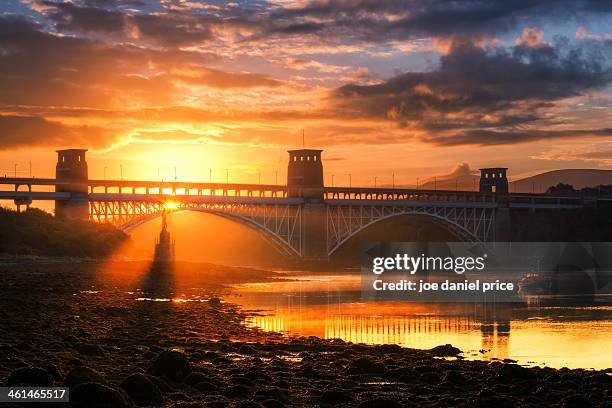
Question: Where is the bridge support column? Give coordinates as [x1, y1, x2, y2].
[55, 149, 89, 220]
[494, 203, 511, 241]
[301, 202, 328, 260]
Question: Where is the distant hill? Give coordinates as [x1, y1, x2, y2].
[510, 169, 612, 193]
[419, 169, 612, 193]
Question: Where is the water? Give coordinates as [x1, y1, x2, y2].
[228, 271, 612, 370]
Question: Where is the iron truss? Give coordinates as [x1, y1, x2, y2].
[89, 200, 303, 257]
[326, 203, 496, 255]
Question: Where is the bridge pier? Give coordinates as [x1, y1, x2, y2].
[287, 149, 328, 260]
[55, 149, 89, 220]
[494, 203, 511, 241]
[301, 202, 328, 260]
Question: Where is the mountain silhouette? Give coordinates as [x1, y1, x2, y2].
[419, 169, 612, 193]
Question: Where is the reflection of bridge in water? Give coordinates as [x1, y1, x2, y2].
[1, 148, 610, 259]
[246, 312, 510, 360]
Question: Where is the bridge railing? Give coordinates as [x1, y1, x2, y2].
[323, 187, 496, 203]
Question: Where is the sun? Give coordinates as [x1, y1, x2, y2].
[164, 201, 179, 210]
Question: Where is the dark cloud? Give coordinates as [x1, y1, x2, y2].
[264, 0, 612, 42]
[36, 0, 612, 47]
[333, 38, 612, 145]
[0, 115, 117, 149]
[38, 1, 215, 47]
[423, 128, 612, 146]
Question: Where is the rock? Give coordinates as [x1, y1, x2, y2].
[474, 395, 515, 408]
[429, 344, 462, 357]
[298, 365, 319, 378]
[443, 371, 467, 384]
[239, 344, 258, 355]
[170, 402, 202, 408]
[185, 372, 216, 386]
[223, 384, 252, 398]
[230, 376, 254, 387]
[261, 400, 285, 408]
[231, 402, 262, 408]
[44, 363, 63, 381]
[346, 357, 385, 374]
[320, 389, 355, 404]
[120, 373, 164, 407]
[358, 398, 402, 408]
[148, 350, 192, 382]
[254, 388, 288, 401]
[244, 370, 272, 383]
[71, 382, 133, 408]
[194, 380, 219, 392]
[5, 367, 52, 386]
[497, 364, 536, 381]
[557, 394, 594, 408]
[74, 342, 104, 356]
[209, 298, 222, 307]
[64, 366, 105, 388]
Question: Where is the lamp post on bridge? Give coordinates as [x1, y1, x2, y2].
[348, 174, 352, 188]
[14, 163, 17, 178]
[331, 174, 334, 187]
[374, 176, 377, 188]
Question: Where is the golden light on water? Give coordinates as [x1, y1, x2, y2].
[234, 277, 612, 370]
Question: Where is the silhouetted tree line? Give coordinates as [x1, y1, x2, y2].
[0, 207, 127, 257]
[546, 183, 612, 197]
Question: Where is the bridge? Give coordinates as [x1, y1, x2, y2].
[1, 149, 609, 259]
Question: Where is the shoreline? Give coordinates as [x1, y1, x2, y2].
[0, 261, 610, 407]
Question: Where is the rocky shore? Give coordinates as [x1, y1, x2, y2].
[0, 261, 610, 407]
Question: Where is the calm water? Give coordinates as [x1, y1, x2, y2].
[228, 272, 612, 370]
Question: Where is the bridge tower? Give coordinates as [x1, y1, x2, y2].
[55, 149, 89, 220]
[479, 168, 508, 194]
[479, 167, 511, 241]
[287, 149, 324, 199]
[287, 149, 327, 260]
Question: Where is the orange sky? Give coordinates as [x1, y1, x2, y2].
[1, 0, 612, 198]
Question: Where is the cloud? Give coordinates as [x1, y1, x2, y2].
[36, 0, 612, 48]
[516, 27, 550, 48]
[425, 162, 478, 183]
[170, 66, 283, 88]
[0, 115, 118, 149]
[332, 37, 612, 145]
[38, 1, 215, 47]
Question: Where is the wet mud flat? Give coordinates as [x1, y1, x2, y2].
[0, 261, 610, 407]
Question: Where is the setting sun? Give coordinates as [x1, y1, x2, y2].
[164, 201, 180, 210]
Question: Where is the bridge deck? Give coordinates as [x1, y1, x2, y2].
[0, 177, 610, 208]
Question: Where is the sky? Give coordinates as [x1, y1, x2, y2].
[1, 0, 612, 187]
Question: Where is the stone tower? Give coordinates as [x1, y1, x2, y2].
[479, 168, 509, 194]
[287, 149, 324, 199]
[287, 149, 327, 259]
[55, 149, 89, 219]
